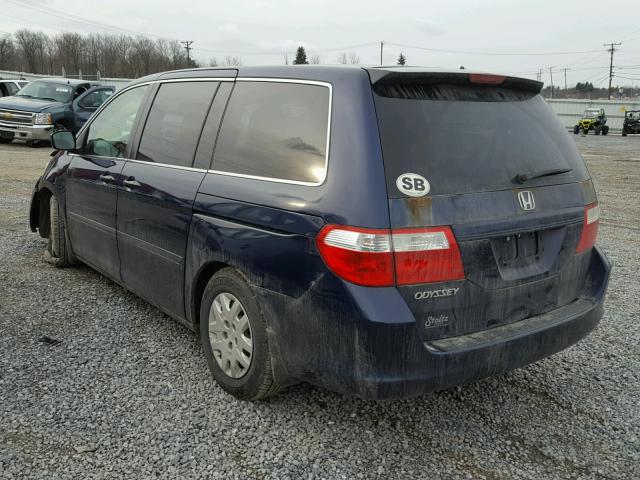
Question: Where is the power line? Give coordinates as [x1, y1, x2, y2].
[386, 42, 603, 56]
[0, 1, 378, 59]
[604, 42, 622, 100]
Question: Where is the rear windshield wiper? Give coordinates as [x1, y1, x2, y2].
[513, 168, 572, 184]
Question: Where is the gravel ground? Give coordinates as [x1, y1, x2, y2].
[1, 136, 639, 479]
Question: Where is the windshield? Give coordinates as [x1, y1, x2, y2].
[373, 85, 589, 197]
[584, 109, 600, 117]
[16, 81, 74, 102]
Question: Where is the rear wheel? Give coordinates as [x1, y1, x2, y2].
[622, 130, 627, 136]
[602, 126, 609, 135]
[200, 268, 281, 400]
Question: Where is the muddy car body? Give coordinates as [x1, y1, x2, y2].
[29, 66, 611, 400]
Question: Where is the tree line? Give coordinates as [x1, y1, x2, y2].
[291, 46, 407, 66]
[0, 30, 412, 79]
[0, 28, 198, 78]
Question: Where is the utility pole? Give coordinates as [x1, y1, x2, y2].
[548, 67, 554, 99]
[181, 40, 194, 65]
[536, 68, 542, 82]
[562, 68, 569, 90]
[380, 41, 384, 66]
[604, 42, 621, 100]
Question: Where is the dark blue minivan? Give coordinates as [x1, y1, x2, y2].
[29, 66, 610, 400]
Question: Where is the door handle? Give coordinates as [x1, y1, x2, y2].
[99, 174, 115, 184]
[123, 178, 141, 189]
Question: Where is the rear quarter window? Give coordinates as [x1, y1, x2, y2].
[212, 81, 331, 184]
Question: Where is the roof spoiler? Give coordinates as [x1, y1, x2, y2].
[367, 69, 543, 94]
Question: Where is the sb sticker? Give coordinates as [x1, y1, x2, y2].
[396, 173, 430, 197]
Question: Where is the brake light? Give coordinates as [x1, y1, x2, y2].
[468, 73, 505, 85]
[316, 225, 465, 287]
[576, 203, 600, 254]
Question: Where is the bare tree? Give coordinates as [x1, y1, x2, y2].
[0, 28, 199, 78]
[0, 34, 16, 71]
[169, 41, 186, 70]
[56, 32, 83, 75]
[348, 52, 360, 65]
[337, 52, 348, 64]
[208, 57, 219, 67]
[222, 55, 242, 66]
[310, 55, 321, 64]
[14, 29, 42, 73]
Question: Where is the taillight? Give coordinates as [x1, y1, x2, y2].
[576, 203, 600, 254]
[316, 226, 394, 286]
[316, 225, 465, 287]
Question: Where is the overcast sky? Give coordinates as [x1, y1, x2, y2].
[1, 0, 640, 86]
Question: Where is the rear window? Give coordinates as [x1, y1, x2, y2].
[373, 84, 589, 197]
[212, 81, 330, 184]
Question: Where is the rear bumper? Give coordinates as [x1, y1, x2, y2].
[0, 122, 53, 142]
[263, 247, 610, 400]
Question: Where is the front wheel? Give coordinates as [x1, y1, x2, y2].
[44, 195, 76, 267]
[573, 125, 580, 134]
[200, 268, 281, 400]
[583, 128, 589, 135]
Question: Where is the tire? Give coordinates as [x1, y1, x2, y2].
[583, 128, 589, 135]
[573, 125, 580, 134]
[602, 126, 609, 136]
[26, 140, 39, 148]
[44, 195, 75, 267]
[594, 128, 600, 135]
[622, 131, 627, 137]
[200, 268, 281, 400]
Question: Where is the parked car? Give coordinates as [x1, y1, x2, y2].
[0, 78, 28, 97]
[0, 78, 114, 146]
[622, 110, 640, 136]
[29, 67, 610, 400]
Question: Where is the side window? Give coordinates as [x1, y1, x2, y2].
[82, 85, 148, 158]
[212, 81, 330, 184]
[78, 89, 113, 109]
[136, 81, 218, 167]
[6, 82, 19, 95]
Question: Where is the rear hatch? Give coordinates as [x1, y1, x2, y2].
[368, 69, 598, 343]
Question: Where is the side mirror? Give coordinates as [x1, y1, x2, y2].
[51, 130, 76, 151]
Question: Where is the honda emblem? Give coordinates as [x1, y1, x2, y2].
[517, 190, 535, 211]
